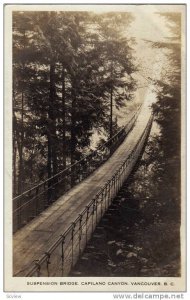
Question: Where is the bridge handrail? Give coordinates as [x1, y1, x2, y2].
[13, 104, 142, 203]
[13, 104, 142, 233]
[24, 113, 153, 277]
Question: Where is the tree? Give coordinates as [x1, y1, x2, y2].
[13, 12, 43, 195]
[95, 12, 137, 138]
[12, 11, 137, 200]
[149, 12, 181, 219]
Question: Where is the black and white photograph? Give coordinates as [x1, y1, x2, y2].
[4, 3, 186, 292]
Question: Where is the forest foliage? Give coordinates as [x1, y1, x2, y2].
[70, 12, 182, 277]
[13, 11, 137, 196]
[149, 12, 181, 220]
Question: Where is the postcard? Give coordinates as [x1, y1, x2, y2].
[4, 3, 186, 292]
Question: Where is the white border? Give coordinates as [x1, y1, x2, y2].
[1, 0, 189, 299]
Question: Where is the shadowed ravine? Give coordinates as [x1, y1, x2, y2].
[13, 102, 154, 277]
[70, 121, 181, 277]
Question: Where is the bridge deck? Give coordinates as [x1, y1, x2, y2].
[13, 102, 151, 276]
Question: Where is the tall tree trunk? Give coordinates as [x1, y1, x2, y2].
[62, 65, 66, 170]
[18, 91, 24, 195]
[70, 78, 77, 186]
[61, 65, 67, 192]
[13, 130, 17, 197]
[71, 97, 76, 165]
[110, 60, 113, 140]
[47, 131, 52, 203]
[17, 29, 26, 196]
[13, 89, 17, 197]
[13, 113, 22, 195]
[47, 62, 57, 203]
[110, 84, 113, 140]
[50, 62, 58, 176]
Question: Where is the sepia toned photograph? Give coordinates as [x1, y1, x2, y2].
[4, 3, 186, 292]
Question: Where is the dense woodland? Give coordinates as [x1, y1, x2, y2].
[149, 12, 181, 221]
[13, 10, 181, 218]
[13, 11, 137, 196]
[70, 12, 182, 277]
[12, 10, 182, 276]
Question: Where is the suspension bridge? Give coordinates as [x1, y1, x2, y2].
[13, 100, 153, 277]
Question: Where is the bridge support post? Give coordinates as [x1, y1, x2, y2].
[104, 187, 108, 210]
[45, 252, 51, 277]
[95, 199, 98, 225]
[91, 202, 95, 233]
[35, 261, 41, 277]
[61, 235, 65, 276]
[71, 222, 76, 268]
[78, 214, 82, 256]
[113, 176, 116, 198]
[100, 193, 103, 217]
[85, 206, 89, 246]
[115, 173, 118, 194]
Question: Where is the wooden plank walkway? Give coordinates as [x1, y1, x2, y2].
[13, 101, 152, 277]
